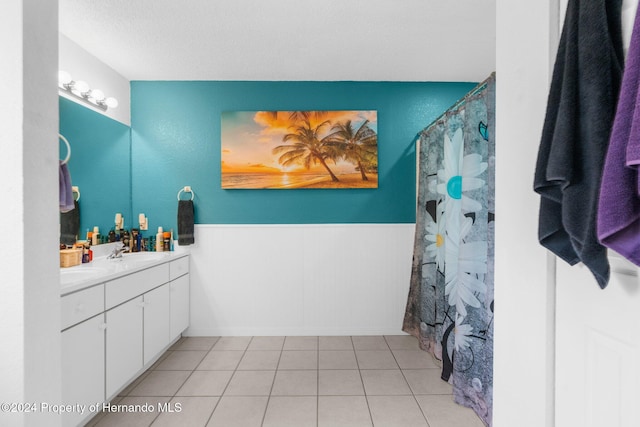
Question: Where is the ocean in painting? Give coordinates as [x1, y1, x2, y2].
[222, 172, 330, 189]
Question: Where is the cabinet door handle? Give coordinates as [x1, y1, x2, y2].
[75, 303, 85, 313]
[99, 323, 107, 331]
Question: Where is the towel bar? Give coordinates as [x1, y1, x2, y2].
[59, 134, 71, 165]
[177, 186, 194, 201]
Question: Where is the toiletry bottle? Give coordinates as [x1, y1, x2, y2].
[131, 229, 139, 252]
[163, 232, 171, 251]
[122, 229, 130, 249]
[115, 213, 122, 239]
[84, 240, 93, 262]
[108, 229, 116, 243]
[92, 226, 100, 246]
[82, 244, 89, 263]
[170, 229, 174, 251]
[156, 227, 164, 252]
[118, 220, 125, 242]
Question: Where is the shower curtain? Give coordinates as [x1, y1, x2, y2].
[403, 74, 495, 427]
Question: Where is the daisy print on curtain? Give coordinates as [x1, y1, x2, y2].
[403, 73, 495, 427]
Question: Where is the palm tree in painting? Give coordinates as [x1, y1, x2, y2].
[288, 111, 328, 124]
[272, 119, 341, 182]
[326, 120, 378, 181]
[264, 111, 328, 125]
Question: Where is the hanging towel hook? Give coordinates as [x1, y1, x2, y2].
[177, 186, 195, 201]
[59, 133, 71, 165]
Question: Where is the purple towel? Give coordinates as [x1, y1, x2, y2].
[598, 6, 640, 264]
[59, 161, 75, 213]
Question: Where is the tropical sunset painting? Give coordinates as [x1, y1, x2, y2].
[221, 110, 378, 189]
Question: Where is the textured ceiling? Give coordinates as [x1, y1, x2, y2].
[59, 0, 496, 81]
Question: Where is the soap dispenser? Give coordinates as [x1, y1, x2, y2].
[156, 227, 164, 252]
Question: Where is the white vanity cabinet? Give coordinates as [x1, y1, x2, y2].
[61, 253, 190, 426]
[61, 285, 105, 427]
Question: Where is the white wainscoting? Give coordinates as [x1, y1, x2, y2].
[186, 224, 415, 336]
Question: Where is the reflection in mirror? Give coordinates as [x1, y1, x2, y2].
[59, 97, 132, 243]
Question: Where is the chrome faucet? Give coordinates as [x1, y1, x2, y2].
[107, 243, 129, 259]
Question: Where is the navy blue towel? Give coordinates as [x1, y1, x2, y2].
[533, 0, 623, 288]
[60, 199, 80, 246]
[178, 200, 195, 245]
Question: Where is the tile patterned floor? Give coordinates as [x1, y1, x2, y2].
[87, 335, 485, 427]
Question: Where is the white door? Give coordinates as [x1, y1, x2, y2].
[555, 257, 640, 426]
[554, 2, 640, 427]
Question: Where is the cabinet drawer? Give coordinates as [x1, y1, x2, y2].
[106, 263, 170, 309]
[169, 256, 189, 280]
[61, 284, 104, 330]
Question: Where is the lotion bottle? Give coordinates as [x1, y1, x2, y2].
[163, 232, 171, 251]
[156, 227, 164, 252]
[92, 226, 100, 246]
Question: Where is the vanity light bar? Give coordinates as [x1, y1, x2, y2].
[57, 71, 118, 111]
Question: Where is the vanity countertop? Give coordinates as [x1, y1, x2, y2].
[60, 245, 189, 296]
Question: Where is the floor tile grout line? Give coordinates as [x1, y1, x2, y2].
[352, 335, 376, 426]
[201, 336, 250, 426]
[389, 336, 433, 427]
[260, 336, 285, 427]
[218, 337, 250, 395]
[153, 337, 219, 426]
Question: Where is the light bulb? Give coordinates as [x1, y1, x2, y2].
[58, 70, 72, 86]
[90, 89, 105, 101]
[105, 97, 119, 109]
[73, 80, 90, 94]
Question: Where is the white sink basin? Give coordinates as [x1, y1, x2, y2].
[116, 252, 170, 264]
[60, 267, 109, 285]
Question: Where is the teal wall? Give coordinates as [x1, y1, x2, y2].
[59, 97, 131, 239]
[131, 81, 475, 232]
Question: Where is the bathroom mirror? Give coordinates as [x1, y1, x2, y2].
[59, 96, 132, 241]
